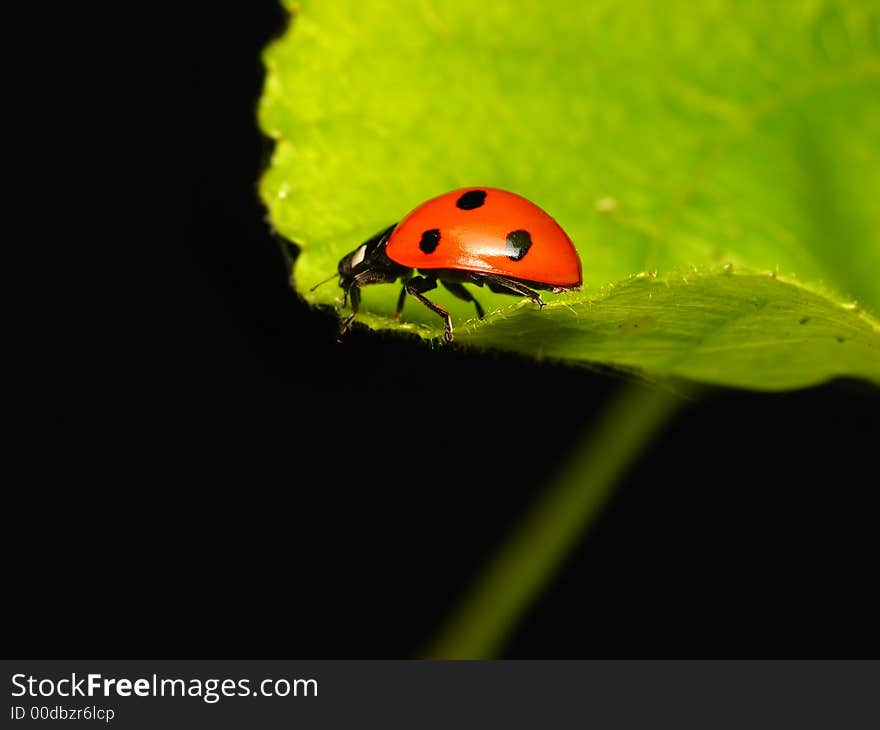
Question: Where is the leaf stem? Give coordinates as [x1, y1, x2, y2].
[423, 381, 691, 659]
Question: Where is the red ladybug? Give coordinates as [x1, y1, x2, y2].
[326, 187, 582, 341]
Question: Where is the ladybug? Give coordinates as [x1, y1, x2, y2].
[322, 187, 582, 341]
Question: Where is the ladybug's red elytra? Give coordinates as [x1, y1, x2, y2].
[328, 187, 582, 341]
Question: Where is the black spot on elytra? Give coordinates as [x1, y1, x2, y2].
[456, 189, 487, 210]
[505, 230, 532, 261]
[419, 228, 441, 254]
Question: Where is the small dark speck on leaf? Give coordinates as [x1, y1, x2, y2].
[618, 315, 656, 334]
[799, 317, 810, 324]
[836, 336, 845, 343]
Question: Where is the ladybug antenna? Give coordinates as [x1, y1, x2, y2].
[309, 273, 338, 292]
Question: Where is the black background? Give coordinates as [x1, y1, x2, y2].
[14, 3, 878, 659]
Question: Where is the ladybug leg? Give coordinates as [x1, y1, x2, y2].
[440, 280, 485, 320]
[483, 274, 545, 308]
[393, 285, 408, 320]
[404, 276, 455, 342]
[338, 285, 361, 341]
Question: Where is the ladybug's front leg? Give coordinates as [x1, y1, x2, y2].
[338, 285, 361, 342]
[404, 276, 455, 342]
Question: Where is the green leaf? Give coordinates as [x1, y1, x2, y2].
[259, 0, 880, 390]
[424, 381, 688, 659]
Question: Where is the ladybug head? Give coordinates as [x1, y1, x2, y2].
[309, 226, 387, 292]
[338, 223, 396, 276]
[336, 241, 369, 283]
[332, 242, 369, 308]
[310, 224, 406, 303]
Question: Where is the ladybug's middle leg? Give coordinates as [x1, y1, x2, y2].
[404, 276, 455, 341]
[393, 285, 408, 321]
